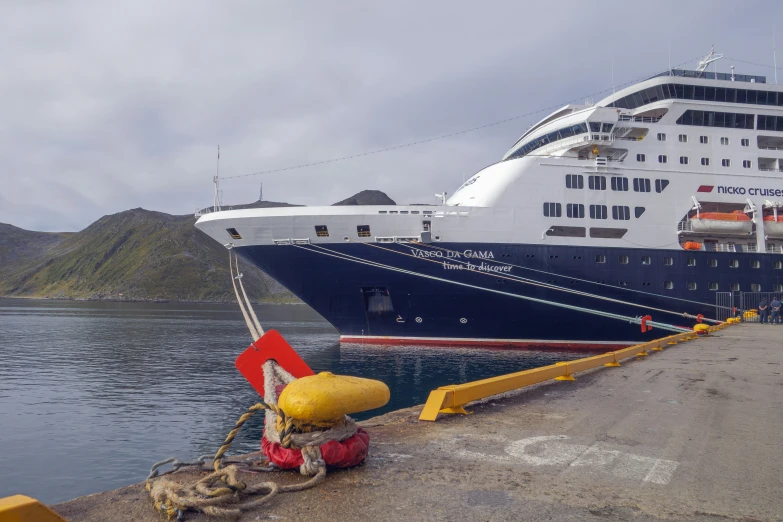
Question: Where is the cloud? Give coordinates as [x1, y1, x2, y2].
[0, 0, 778, 231]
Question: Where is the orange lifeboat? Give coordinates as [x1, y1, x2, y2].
[764, 214, 783, 238]
[696, 210, 751, 221]
[683, 241, 703, 250]
[690, 210, 752, 235]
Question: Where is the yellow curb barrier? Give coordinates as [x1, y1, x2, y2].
[419, 322, 733, 422]
[0, 495, 67, 522]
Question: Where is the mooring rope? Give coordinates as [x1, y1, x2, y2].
[228, 248, 261, 341]
[360, 242, 720, 324]
[234, 253, 265, 337]
[295, 243, 692, 333]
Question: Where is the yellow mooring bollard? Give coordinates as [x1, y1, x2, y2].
[278, 372, 390, 424]
[0, 495, 68, 522]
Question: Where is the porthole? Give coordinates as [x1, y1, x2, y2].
[415, 317, 423, 323]
[459, 318, 467, 324]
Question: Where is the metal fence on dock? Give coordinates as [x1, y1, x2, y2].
[715, 292, 783, 323]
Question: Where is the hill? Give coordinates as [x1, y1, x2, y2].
[0, 223, 72, 271]
[0, 209, 290, 302]
[333, 190, 396, 206]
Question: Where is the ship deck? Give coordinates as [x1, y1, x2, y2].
[54, 324, 782, 521]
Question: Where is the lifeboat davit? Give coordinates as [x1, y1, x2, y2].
[690, 211, 752, 235]
[763, 214, 783, 238]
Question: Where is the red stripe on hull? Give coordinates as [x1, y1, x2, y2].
[340, 336, 634, 351]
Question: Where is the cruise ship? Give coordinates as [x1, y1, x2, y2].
[196, 51, 783, 348]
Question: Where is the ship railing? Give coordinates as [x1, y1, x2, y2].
[617, 115, 662, 123]
[759, 167, 783, 172]
[375, 236, 421, 243]
[677, 220, 693, 233]
[707, 243, 738, 252]
[758, 145, 783, 151]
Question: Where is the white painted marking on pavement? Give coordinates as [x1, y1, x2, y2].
[442, 435, 679, 485]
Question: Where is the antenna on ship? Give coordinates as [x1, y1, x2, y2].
[213, 145, 222, 212]
[774, 35, 778, 85]
[259, 182, 264, 202]
[696, 45, 723, 77]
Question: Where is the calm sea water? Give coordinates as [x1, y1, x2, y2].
[0, 298, 595, 504]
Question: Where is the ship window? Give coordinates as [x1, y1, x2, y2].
[658, 155, 668, 163]
[636, 154, 646, 162]
[411, 210, 419, 214]
[679, 134, 688, 142]
[602, 123, 614, 132]
[589, 227, 627, 238]
[709, 259, 717, 267]
[565, 174, 584, 189]
[588, 175, 606, 190]
[566, 204, 585, 218]
[543, 202, 562, 217]
[226, 228, 242, 240]
[700, 135, 709, 144]
[687, 281, 697, 290]
[633, 178, 651, 192]
[743, 160, 752, 168]
[741, 138, 750, 146]
[687, 257, 696, 266]
[378, 210, 387, 214]
[751, 283, 761, 292]
[635, 207, 646, 218]
[722, 159, 731, 167]
[751, 259, 761, 268]
[641, 256, 651, 265]
[701, 157, 710, 166]
[610, 177, 628, 191]
[545, 226, 586, 237]
[655, 179, 670, 193]
[315, 225, 329, 237]
[612, 206, 630, 220]
[589, 122, 601, 132]
[663, 256, 673, 265]
[731, 283, 740, 291]
[357, 225, 371, 237]
[721, 137, 730, 145]
[679, 156, 689, 165]
[595, 255, 606, 263]
[657, 133, 666, 141]
[589, 204, 607, 219]
[676, 109, 755, 129]
[664, 281, 674, 290]
[619, 255, 629, 264]
[776, 284, 783, 292]
[709, 282, 719, 291]
[730, 259, 739, 268]
[774, 260, 783, 269]
[422, 220, 431, 232]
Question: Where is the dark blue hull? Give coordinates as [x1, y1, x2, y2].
[237, 242, 772, 347]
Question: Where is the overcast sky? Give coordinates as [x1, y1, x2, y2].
[2, 0, 781, 231]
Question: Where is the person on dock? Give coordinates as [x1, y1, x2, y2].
[771, 297, 782, 325]
[759, 298, 769, 324]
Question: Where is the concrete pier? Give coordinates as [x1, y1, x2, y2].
[53, 324, 782, 521]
